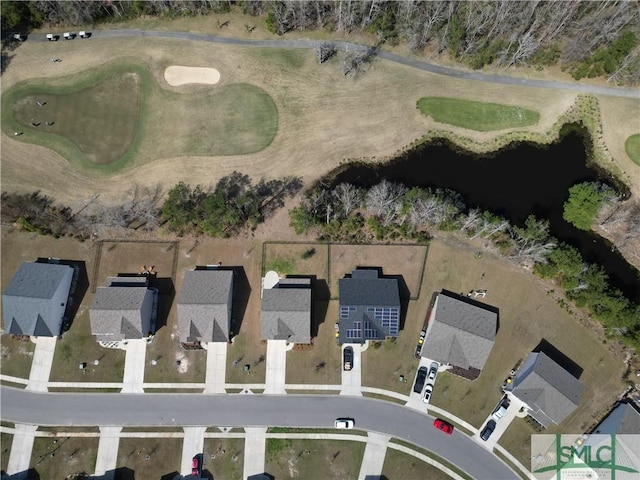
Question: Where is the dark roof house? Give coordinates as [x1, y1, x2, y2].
[177, 269, 233, 344]
[338, 269, 400, 344]
[90, 276, 154, 342]
[2, 261, 74, 337]
[261, 278, 311, 344]
[592, 400, 640, 435]
[506, 351, 584, 428]
[421, 291, 497, 374]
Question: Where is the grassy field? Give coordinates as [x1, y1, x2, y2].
[3, 62, 277, 175]
[116, 437, 181, 480]
[202, 438, 245, 480]
[417, 97, 540, 132]
[8, 69, 142, 166]
[50, 308, 126, 383]
[263, 242, 329, 278]
[0, 335, 35, 379]
[625, 134, 640, 166]
[498, 416, 536, 472]
[265, 438, 365, 479]
[29, 436, 98, 479]
[381, 447, 455, 480]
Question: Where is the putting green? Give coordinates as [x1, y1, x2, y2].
[625, 134, 640, 166]
[417, 97, 539, 132]
[4, 64, 279, 173]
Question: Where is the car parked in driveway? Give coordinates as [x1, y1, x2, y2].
[433, 418, 454, 434]
[491, 395, 511, 421]
[334, 418, 355, 429]
[422, 383, 433, 403]
[427, 362, 439, 383]
[480, 419, 496, 441]
[191, 454, 201, 476]
[413, 366, 428, 394]
[343, 346, 353, 371]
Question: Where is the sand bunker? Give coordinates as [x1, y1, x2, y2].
[164, 66, 220, 86]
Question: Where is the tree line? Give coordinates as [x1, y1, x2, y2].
[1, 171, 302, 239]
[289, 178, 640, 348]
[2, 1, 638, 85]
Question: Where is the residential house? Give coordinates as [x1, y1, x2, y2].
[261, 277, 311, 344]
[90, 276, 154, 341]
[338, 268, 400, 344]
[506, 351, 584, 428]
[177, 269, 233, 345]
[592, 400, 640, 434]
[421, 290, 497, 377]
[2, 261, 74, 337]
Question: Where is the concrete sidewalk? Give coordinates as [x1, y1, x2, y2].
[121, 339, 147, 393]
[264, 340, 287, 394]
[203, 342, 228, 394]
[94, 426, 122, 479]
[243, 427, 267, 479]
[26, 336, 57, 392]
[181, 427, 206, 475]
[6, 424, 38, 478]
[357, 432, 391, 480]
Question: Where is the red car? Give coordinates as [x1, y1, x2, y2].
[191, 455, 201, 476]
[433, 418, 454, 434]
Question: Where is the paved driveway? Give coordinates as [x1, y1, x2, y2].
[264, 340, 287, 394]
[340, 343, 363, 396]
[121, 340, 147, 393]
[204, 342, 228, 394]
[26, 336, 57, 392]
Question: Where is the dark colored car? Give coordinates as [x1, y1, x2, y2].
[413, 366, 428, 394]
[433, 418, 454, 434]
[343, 346, 353, 371]
[191, 455, 201, 476]
[480, 419, 496, 441]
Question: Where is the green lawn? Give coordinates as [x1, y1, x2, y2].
[29, 436, 98, 480]
[202, 438, 245, 480]
[116, 437, 182, 479]
[0, 334, 35, 379]
[50, 310, 125, 383]
[3, 63, 278, 174]
[265, 439, 365, 479]
[417, 97, 539, 132]
[625, 134, 640, 166]
[382, 447, 456, 480]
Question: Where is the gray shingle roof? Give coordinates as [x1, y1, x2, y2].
[177, 270, 233, 343]
[421, 292, 497, 370]
[2, 262, 73, 337]
[261, 278, 311, 343]
[592, 401, 640, 435]
[508, 351, 584, 427]
[90, 286, 152, 341]
[338, 269, 400, 344]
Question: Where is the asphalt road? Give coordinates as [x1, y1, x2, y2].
[38, 28, 640, 99]
[1, 386, 518, 480]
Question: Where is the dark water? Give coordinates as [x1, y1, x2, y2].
[328, 125, 640, 303]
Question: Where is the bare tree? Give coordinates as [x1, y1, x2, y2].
[331, 183, 362, 218]
[315, 42, 337, 64]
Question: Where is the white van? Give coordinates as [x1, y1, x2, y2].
[492, 396, 510, 421]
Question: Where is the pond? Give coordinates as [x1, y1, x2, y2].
[328, 125, 640, 303]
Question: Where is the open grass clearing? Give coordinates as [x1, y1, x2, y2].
[116, 437, 181, 480]
[1, 433, 13, 474]
[498, 416, 537, 473]
[50, 309, 126, 383]
[3, 61, 277, 174]
[265, 438, 365, 479]
[8, 69, 142, 167]
[202, 438, 245, 480]
[225, 333, 266, 384]
[37, 426, 99, 433]
[30, 436, 98, 480]
[286, 301, 341, 385]
[423, 235, 625, 431]
[263, 242, 329, 278]
[388, 438, 471, 480]
[625, 134, 640, 166]
[382, 446, 457, 480]
[0, 335, 35, 380]
[417, 97, 540, 132]
[328, 244, 428, 299]
[268, 427, 366, 435]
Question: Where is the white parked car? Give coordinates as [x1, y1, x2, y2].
[334, 418, 354, 429]
[422, 384, 433, 404]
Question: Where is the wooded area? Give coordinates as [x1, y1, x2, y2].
[2, 1, 639, 84]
